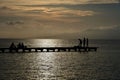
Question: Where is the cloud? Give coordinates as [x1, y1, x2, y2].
[0, 0, 119, 5]
[0, 0, 119, 12]
[18, 3, 120, 19]
[87, 0, 119, 4]
[84, 25, 120, 39]
[6, 20, 24, 25]
[24, 8, 95, 18]
[0, 6, 12, 10]
[0, 6, 14, 13]
[15, 4, 97, 21]
[0, 2, 120, 39]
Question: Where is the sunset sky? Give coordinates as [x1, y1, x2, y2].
[0, 0, 120, 39]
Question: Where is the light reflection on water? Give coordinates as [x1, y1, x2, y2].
[0, 39, 120, 80]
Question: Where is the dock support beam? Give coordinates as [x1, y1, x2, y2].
[35, 49, 38, 52]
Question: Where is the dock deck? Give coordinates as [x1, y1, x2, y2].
[0, 46, 98, 53]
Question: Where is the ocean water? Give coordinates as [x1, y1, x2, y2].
[0, 39, 120, 80]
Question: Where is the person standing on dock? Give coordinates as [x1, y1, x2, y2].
[78, 39, 82, 47]
[86, 38, 89, 47]
[83, 38, 86, 47]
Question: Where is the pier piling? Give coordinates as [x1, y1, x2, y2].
[0, 47, 98, 53]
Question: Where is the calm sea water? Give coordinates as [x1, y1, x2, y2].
[0, 39, 120, 80]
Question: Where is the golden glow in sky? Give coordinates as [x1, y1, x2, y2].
[0, 0, 120, 39]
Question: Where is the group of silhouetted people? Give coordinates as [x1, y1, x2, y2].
[9, 42, 27, 49]
[9, 38, 88, 49]
[78, 38, 89, 47]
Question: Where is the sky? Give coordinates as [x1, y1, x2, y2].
[0, 0, 120, 39]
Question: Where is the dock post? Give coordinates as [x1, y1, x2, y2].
[29, 49, 31, 52]
[53, 49, 55, 52]
[35, 49, 38, 52]
[63, 49, 66, 51]
[41, 49, 43, 52]
[47, 49, 49, 52]
[74, 48, 77, 52]
[22, 49, 25, 52]
[58, 49, 60, 52]
[68, 49, 70, 52]
[94, 48, 97, 51]
[84, 48, 87, 52]
[9, 49, 12, 53]
[78, 48, 81, 52]
[85, 47, 88, 52]
[88, 48, 90, 51]
[2, 49, 5, 53]
[16, 49, 18, 52]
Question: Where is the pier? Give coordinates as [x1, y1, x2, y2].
[0, 47, 98, 53]
[0, 38, 98, 53]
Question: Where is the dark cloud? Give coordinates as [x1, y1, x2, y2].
[1, 6, 11, 10]
[87, 0, 119, 3]
[6, 20, 24, 25]
[0, 6, 14, 11]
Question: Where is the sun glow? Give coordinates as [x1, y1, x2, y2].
[33, 39, 58, 47]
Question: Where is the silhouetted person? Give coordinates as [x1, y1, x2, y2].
[21, 43, 25, 48]
[9, 42, 16, 49]
[17, 43, 21, 48]
[78, 39, 82, 47]
[83, 38, 86, 47]
[86, 38, 89, 47]
[17, 42, 25, 49]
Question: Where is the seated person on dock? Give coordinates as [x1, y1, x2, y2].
[9, 43, 16, 49]
[17, 43, 27, 49]
[74, 39, 82, 48]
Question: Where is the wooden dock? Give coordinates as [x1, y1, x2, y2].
[0, 46, 98, 53]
